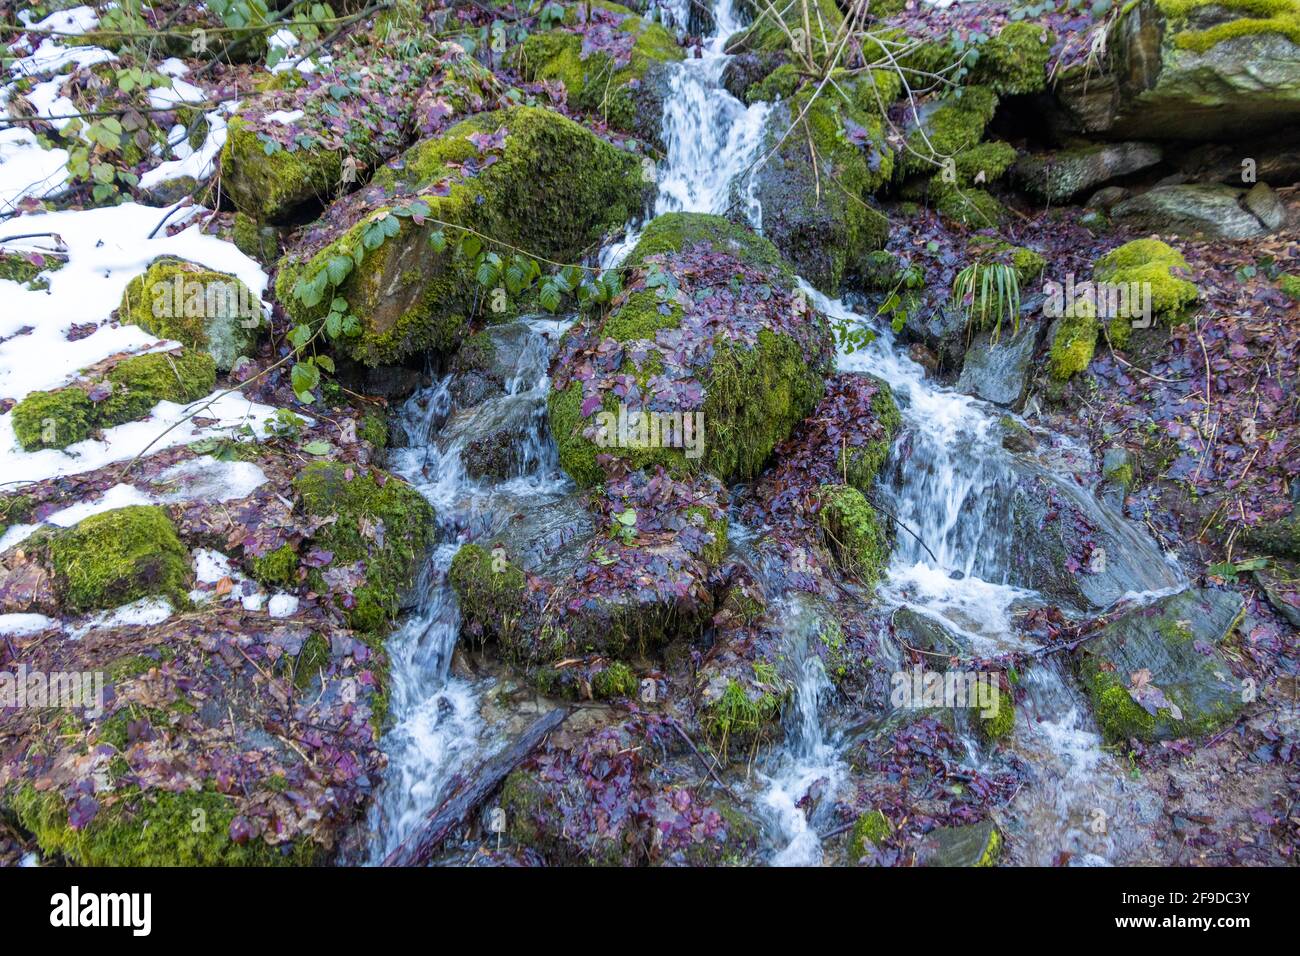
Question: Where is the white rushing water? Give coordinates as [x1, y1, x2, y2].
[367, 320, 571, 862]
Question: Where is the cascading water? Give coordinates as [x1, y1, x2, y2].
[366, 319, 571, 863]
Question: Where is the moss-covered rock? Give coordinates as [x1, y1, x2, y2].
[971, 21, 1055, 94]
[548, 213, 834, 488]
[292, 463, 436, 631]
[900, 86, 999, 179]
[516, 3, 683, 146]
[1074, 587, 1246, 743]
[449, 543, 529, 647]
[47, 505, 190, 613]
[276, 106, 647, 366]
[975, 686, 1015, 743]
[220, 116, 343, 225]
[232, 212, 281, 264]
[10, 386, 95, 451]
[1093, 237, 1198, 345]
[119, 258, 262, 370]
[9, 348, 216, 451]
[817, 484, 889, 587]
[1053, 0, 1300, 140]
[748, 71, 897, 292]
[0, 249, 65, 289]
[11, 784, 316, 866]
[1047, 300, 1100, 382]
[728, 0, 845, 56]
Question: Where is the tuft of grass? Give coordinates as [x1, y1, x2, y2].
[952, 261, 1021, 343]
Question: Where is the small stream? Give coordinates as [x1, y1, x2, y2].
[369, 0, 1189, 865]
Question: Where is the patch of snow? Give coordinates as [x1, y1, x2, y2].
[154, 456, 269, 503]
[138, 105, 234, 191]
[45, 482, 156, 527]
[0, 127, 70, 211]
[267, 592, 299, 618]
[264, 109, 304, 126]
[0, 613, 59, 636]
[68, 597, 173, 639]
[193, 547, 235, 584]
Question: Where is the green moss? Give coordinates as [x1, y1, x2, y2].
[951, 140, 1019, 186]
[972, 21, 1054, 94]
[219, 116, 341, 224]
[359, 411, 389, 449]
[10, 387, 95, 451]
[292, 632, 331, 689]
[547, 383, 605, 487]
[1078, 660, 1157, 743]
[704, 677, 784, 750]
[518, 13, 682, 132]
[0, 250, 61, 287]
[448, 543, 528, 647]
[818, 484, 889, 586]
[250, 543, 299, 587]
[11, 783, 317, 866]
[119, 258, 261, 370]
[1092, 238, 1190, 335]
[901, 86, 998, 178]
[0, 493, 34, 540]
[100, 350, 216, 426]
[276, 106, 645, 366]
[293, 463, 435, 631]
[48, 505, 190, 613]
[1047, 299, 1100, 381]
[976, 687, 1015, 743]
[1278, 274, 1300, 301]
[931, 182, 1005, 227]
[591, 661, 636, 699]
[968, 235, 1047, 283]
[231, 212, 279, 263]
[1164, 0, 1300, 53]
[848, 809, 893, 859]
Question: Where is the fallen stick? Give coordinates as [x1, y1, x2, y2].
[381, 706, 569, 866]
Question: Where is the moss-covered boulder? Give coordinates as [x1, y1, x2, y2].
[1074, 587, 1246, 743]
[1011, 142, 1163, 204]
[46, 505, 190, 613]
[969, 21, 1055, 95]
[847, 809, 894, 860]
[1046, 302, 1100, 382]
[220, 40, 503, 223]
[547, 213, 835, 487]
[747, 71, 897, 292]
[119, 258, 261, 370]
[452, 467, 728, 666]
[292, 462, 436, 631]
[515, 2, 684, 147]
[276, 106, 647, 366]
[1051, 0, 1300, 140]
[9, 348, 216, 451]
[728, 0, 845, 58]
[1093, 237, 1199, 346]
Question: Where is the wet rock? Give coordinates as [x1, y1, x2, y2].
[1074, 588, 1246, 743]
[335, 360, 423, 402]
[1110, 184, 1275, 239]
[1102, 447, 1135, 489]
[1241, 510, 1300, 560]
[138, 175, 198, 207]
[893, 606, 970, 663]
[919, 820, 1002, 866]
[462, 424, 527, 480]
[956, 323, 1041, 408]
[720, 50, 787, 101]
[898, 302, 969, 375]
[1049, 0, 1300, 141]
[1007, 465, 1182, 610]
[1254, 566, 1300, 628]
[1012, 142, 1162, 204]
[744, 73, 894, 293]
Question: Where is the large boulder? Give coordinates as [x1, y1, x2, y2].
[547, 213, 834, 487]
[1074, 588, 1246, 742]
[1110, 183, 1280, 239]
[276, 106, 648, 366]
[514, 2, 684, 148]
[1051, 0, 1300, 141]
[745, 71, 896, 293]
[1011, 142, 1163, 204]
